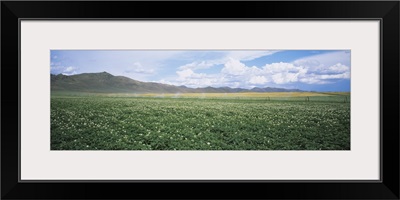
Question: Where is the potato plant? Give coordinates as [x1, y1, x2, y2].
[51, 96, 350, 150]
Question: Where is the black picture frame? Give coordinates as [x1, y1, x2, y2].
[2, 1, 399, 199]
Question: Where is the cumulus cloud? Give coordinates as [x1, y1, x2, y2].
[125, 62, 155, 74]
[167, 55, 350, 88]
[324, 63, 349, 74]
[249, 76, 268, 85]
[293, 59, 321, 68]
[271, 73, 299, 84]
[263, 62, 304, 74]
[50, 50, 350, 90]
[178, 51, 280, 71]
[51, 65, 78, 75]
[176, 69, 207, 79]
[221, 58, 249, 76]
[163, 70, 220, 88]
[62, 66, 78, 75]
[64, 66, 74, 72]
[319, 72, 350, 79]
[176, 69, 194, 78]
[299, 76, 330, 84]
[220, 59, 308, 85]
[293, 51, 350, 70]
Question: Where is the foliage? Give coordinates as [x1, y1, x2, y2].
[51, 96, 350, 150]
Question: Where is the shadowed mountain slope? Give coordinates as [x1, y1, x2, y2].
[51, 72, 303, 93]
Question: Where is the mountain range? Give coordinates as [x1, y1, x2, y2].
[51, 72, 304, 93]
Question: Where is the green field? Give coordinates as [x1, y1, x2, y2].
[51, 92, 350, 150]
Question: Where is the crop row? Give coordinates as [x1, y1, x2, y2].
[51, 97, 350, 150]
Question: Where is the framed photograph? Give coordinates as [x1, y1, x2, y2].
[2, 1, 399, 199]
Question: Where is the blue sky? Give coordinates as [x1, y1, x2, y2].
[51, 50, 351, 92]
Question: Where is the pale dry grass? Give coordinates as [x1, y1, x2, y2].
[110, 92, 349, 98]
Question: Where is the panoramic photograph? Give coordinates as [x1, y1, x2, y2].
[50, 50, 350, 150]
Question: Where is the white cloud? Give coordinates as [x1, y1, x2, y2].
[61, 66, 78, 75]
[168, 71, 220, 88]
[125, 62, 155, 74]
[179, 61, 215, 70]
[173, 69, 217, 87]
[272, 72, 301, 84]
[64, 66, 75, 72]
[325, 63, 349, 74]
[168, 56, 350, 88]
[176, 69, 194, 79]
[221, 58, 249, 76]
[293, 51, 351, 69]
[293, 59, 321, 68]
[319, 71, 350, 79]
[299, 76, 331, 84]
[263, 62, 303, 74]
[298, 70, 349, 84]
[156, 51, 350, 89]
[51, 65, 78, 75]
[221, 59, 309, 85]
[177, 51, 280, 71]
[289, 51, 350, 84]
[249, 76, 268, 84]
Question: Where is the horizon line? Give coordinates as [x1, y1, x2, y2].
[50, 71, 350, 93]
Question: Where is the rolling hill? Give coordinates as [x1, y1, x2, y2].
[51, 72, 303, 93]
